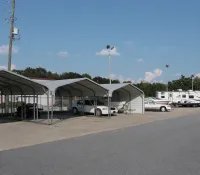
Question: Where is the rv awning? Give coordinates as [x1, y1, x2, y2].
[0, 70, 48, 95]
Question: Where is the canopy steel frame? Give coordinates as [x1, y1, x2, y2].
[67, 85, 84, 115]
[0, 75, 36, 121]
[75, 82, 98, 116]
[0, 81, 24, 119]
[121, 88, 132, 114]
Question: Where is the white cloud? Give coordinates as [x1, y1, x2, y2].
[0, 45, 19, 55]
[113, 74, 135, 83]
[195, 73, 200, 78]
[110, 74, 116, 79]
[144, 68, 163, 82]
[96, 47, 120, 56]
[137, 58, 143, 63]
[136, 78, 143, 83]
[118, 75, 124, 83]
[0, 64, 16, 70]
[57, 51, 68, 57]
[145, 72, 156, 82]
[154, 68, 162, 76]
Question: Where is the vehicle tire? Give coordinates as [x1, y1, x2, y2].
[160, 106, 166, 112]
[72, 107, 79, 115]
[95, 109, 102, 117]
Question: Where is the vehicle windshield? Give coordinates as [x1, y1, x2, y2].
[90, 100, 104, 105]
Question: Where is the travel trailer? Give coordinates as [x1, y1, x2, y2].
[156, 89, 200, 104]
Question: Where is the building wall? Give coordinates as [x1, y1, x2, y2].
[130, 95, 143, 114]
[111, 89, 144, 114]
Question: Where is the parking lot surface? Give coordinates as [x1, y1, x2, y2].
[0, 108, 200, 151]
[1, 109, 200, 175]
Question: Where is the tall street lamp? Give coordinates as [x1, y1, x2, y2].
[166, 64, 169, 91]
[106, 45, 114, 84]
[191, 75, 195, 91]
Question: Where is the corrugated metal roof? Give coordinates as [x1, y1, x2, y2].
[33, 78, 86, 91]
[101, 83, 144, 94]
[0, 70, 48, 95]
[34, 78, 108, 97]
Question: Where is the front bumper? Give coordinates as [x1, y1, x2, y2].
[166, 107, 172, 111]
[102, 109, 118, 115]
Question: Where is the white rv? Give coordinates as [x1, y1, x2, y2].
[156, 89, 200, 104]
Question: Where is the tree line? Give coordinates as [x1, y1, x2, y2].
[13, 67, 200, 97]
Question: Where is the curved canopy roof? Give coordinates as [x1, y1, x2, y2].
[35, 78, 108, 97]
[101, 83, 144, 97]
[0, 70, 48, 95]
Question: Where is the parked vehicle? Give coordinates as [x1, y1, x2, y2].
[145, 97, 171, 105]
[156, 89, 200, 104]
[72, 99, 118, 116]
[171, 99, 200, 107]
[145, 99, 172, 112]
[16, 103, 43, 118]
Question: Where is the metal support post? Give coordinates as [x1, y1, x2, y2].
[1, 95, 3, 116]
[24, 96, 26, 119]
[61, 96, 63, 111]
[51, 94, 54, 124]
[36, 95, 38, 120]
[33, 95, 35, 121]
[4, 96, 6, 115]
[109, 54, 111, 84]
[21, 95, 23, 120]
[13, 95, 15, 114]
[10, 95, 13, 118]
[47, 91, 50, 125]
[94, 97, 96, 116]
[142, 94, 145, 114]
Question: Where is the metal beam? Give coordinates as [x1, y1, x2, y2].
[75, 82, 95, 96]
[0, 75, 36, 120]
[121, 87, 132, 114]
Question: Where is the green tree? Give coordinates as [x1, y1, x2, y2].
[60, 72, 82, 79]
[112, 79, 120, 84]
[82, 73, 92, 79]
[93, 77, 109, 84]
[123, 81, 132, 83]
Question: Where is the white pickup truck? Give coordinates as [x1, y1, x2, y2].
[72, 99, 118, 116]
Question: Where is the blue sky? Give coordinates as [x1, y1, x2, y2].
[0, 0, 200, 83]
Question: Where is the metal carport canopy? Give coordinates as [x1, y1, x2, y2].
[35, 78, 109, 97]
[101, 83, 144, 96]
[0, 70, 48, 95]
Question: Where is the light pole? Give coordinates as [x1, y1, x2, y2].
[191, 75, 194, 91]
[106, 45, 114, 84]
[166, 64, 169, 91]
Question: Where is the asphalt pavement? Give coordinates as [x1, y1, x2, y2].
[1, 112, 200, 175]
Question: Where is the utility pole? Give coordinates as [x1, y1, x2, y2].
[8, 0, 15, 71]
